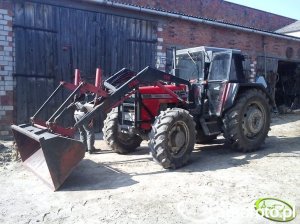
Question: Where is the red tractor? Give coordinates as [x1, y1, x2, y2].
[100, 46, 272, 169]
[11, 46, 272, 190]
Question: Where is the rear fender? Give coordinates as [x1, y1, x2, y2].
[222, 83, 274, 114]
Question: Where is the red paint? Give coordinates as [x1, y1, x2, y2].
[163, 74, 171, 81]
[81, 83, 108, 97]
[95, 68, 102, 88]
[47, 123, 76, 138]
[156, 82, 186, 104]
[32, 119, 75, 138]
[31, 119, 47, 128]
[74, 69, 81, 86]
[62, 82, 78, 92]
[139, 84, 187, 130]
[128, 79, 140, 89]
[219, 82, 229, 114]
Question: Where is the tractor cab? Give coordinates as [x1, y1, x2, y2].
[208, 49, 245, 82]
[175, 48, 204, 81]
[206, 49, 246, 115]
[175, 46, 243, 81]
[175, 47, 246, 116]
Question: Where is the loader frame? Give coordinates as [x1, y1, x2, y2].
[30, 66, 191, 137]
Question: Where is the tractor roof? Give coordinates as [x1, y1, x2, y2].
[176, 46, 241, 55]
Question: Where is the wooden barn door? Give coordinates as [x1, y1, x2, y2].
[14, 2, 58, 124]
[14, 1, 157, 129]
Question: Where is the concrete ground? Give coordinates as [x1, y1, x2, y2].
[0, 114, 299, 224]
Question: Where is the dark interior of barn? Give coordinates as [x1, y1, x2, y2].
[276, 61, 300, 110]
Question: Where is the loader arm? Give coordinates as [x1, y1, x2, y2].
[75, 66, 191, 127]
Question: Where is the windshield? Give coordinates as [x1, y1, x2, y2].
[176, 51, 203, 80]
[208, 53, 231, 81]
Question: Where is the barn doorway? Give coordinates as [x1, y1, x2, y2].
[276, 61, 300, 110]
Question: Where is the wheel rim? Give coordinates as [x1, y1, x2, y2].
[167, 121, 190, 157]
[242, 101, 265, 139]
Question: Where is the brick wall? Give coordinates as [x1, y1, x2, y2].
[155, 24, 166, 70]
[0, 0, 14, 140]
[116, 0, 295, 31]
[156, 18, 300, 75]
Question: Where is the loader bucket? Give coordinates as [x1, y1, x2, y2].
[11, 124, 85, 191]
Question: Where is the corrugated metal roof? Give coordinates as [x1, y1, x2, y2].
[110, 1, 265, 30]
[107, 1, 300, 39]
[84, 0, 300, 41]
[276, 20, 300, 33]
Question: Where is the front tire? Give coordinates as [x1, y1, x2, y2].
[149, 108, 196, 169]
[223, 89, 271, 152]
[103, 108, 142, 154]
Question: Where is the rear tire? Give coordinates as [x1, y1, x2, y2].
[223, 89, 270, 152]
[149, 108, 196, 169]
[103, 108, 142, 154]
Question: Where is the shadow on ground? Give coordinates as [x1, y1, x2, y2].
[61, 159, 138, 191]
[99, 135, 300, 176]
[183, 135, 300, 172]
[61, 133, 300, 191]
[271, 113, 300, 125]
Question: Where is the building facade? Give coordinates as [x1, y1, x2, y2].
[0, 0, 300, 139]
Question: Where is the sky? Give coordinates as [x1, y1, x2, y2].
[226, 0, 300, 20]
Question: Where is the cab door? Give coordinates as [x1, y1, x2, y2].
[206, 51, 232, 116]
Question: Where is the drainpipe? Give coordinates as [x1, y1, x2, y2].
[264, 44, 267, 77]
[85, 0, 300, 42]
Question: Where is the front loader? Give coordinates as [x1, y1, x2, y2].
[11, 66, 191, 190]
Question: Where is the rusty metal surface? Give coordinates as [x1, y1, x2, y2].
[11, 124, 85, 191]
